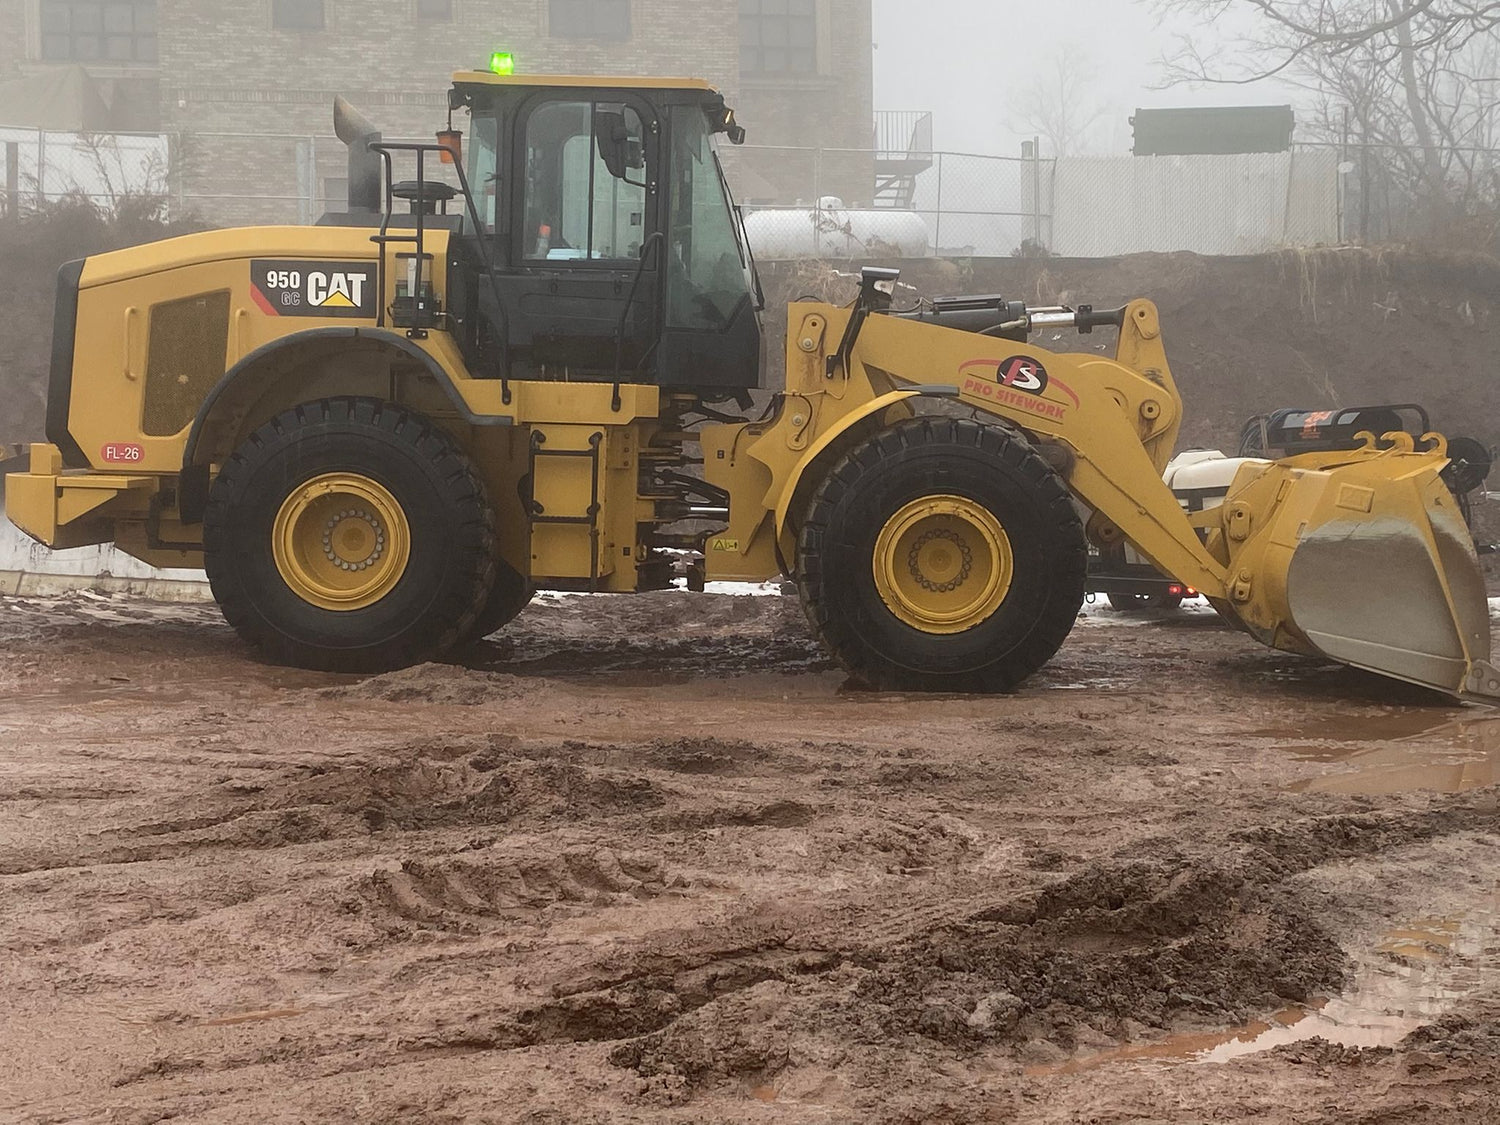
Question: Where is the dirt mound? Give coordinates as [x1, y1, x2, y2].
[319, 664, 531, 705]
[285, 744, 667, 831]
[606, 802, 1500, 1096]
[1401, 997, 1500, 1062]
[484, 592, 834, 679]
[599, 850, 1345, 1097]
[633, 737, 770, 776]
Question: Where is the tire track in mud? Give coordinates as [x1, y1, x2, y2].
[0, 735, 679, 876]
[545, 801, 1500, 1094]
[92, 734, 1492, 1103]
[5, 597, 1498, 1120]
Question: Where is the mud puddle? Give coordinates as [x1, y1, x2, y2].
[1290, 716, 1500, 795]
[1035, 897, 1500, 1075]
[1255, 710, 1462, 749]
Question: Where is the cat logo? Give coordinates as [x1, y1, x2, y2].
[710, 538, 740, 552]
[309, 271, 367, 309]
[251, 259, 378, 319]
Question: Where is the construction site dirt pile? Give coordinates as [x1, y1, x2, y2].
[1, 589, 1497, 1122]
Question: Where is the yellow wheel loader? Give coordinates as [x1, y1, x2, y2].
[5, 70, 1497, 700]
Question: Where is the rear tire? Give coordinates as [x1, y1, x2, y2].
[797, 417, 1086, 692]
[460, 562, 534, 645]
[204, 397, 496, 672]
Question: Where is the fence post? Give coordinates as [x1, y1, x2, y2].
[933, 151, 943, 253]
[1359, 144, 1370, 241]
[35, 129, 45, 208]
[295, 138, 314, 225]
[1034, 139, 1043, 247]
[5, 141, 17, 218]
[1046, 156, 1058, 250]
[1023, 136, 1042, 248]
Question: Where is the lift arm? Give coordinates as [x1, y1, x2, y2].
[851, 300, 1232, 600]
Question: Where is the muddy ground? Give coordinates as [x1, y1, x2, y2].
[1, 589, 1498, 1123]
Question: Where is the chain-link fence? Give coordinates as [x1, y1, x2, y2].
[1311, 140, 1500, 246]
[0, 126, 170, 217]
[8, 125, 1499, 259]
[726, 145, 1050, 258]
[727, 143, 1339, 258]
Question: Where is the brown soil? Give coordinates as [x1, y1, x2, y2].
[2, 589, 1497, 1122]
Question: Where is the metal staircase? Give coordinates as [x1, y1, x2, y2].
[873, 111, 934, 209]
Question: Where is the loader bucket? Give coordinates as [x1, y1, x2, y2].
[1219, 439, 1500, 702]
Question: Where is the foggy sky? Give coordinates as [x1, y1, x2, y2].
[872, 0, 1299, 157]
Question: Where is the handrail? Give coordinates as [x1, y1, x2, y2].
[368, 140, 514, 405]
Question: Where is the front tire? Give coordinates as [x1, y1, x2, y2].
[797, 417, 1086, 692]
[204, 397, 496, 672]
[460, 562, 535, 645]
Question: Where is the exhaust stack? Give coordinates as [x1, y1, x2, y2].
[333, 95, 382, 213]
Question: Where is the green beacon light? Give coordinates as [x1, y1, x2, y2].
[488, 51, 516, 76]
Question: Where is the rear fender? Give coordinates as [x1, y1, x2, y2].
[179, 327, 506, 521]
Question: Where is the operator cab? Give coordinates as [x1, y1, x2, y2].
[445, 72, 762, 394]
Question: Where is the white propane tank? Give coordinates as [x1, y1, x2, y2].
[743, 197, 931, 260]
[1165, 451, 1272, 512]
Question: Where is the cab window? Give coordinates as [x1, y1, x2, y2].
[465, 112, 499, 234]
[665, 106, 750, 330]
[522, 100, 647, 261]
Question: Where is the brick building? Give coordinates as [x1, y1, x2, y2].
[0, 0, 873, 222]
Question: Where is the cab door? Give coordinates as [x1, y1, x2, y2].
[495, 95, 659, 380]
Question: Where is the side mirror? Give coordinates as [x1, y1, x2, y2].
[595, 111, 644, 181]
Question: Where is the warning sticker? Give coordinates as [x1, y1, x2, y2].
[251, 260, 378, 318]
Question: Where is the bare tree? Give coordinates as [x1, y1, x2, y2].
[1018, 49, 1107, 157]
[1160, 1, 1500, 83]
[1158, 0, 1500, 239]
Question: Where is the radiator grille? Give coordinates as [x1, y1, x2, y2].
[143, 290, 231, 437]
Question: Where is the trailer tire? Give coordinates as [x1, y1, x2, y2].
[204, 397, 496, 672]
[798, 417, 1086, 693]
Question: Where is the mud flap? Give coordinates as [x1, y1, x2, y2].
[1283, 471, 1497, 701]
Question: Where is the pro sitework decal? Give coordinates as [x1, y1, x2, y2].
[957, 356, 1081, 422]
[998, 355, 1049, 395]
[251, 260, 377, 318]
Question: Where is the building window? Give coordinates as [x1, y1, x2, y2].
[740, 0, 816, 75]
[40, 1, 157, 63]
[416, 0, 451, 20]
[549, 0, 629, 40]
[272, 0, 324, 31]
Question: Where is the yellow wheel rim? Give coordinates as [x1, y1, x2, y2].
[872, 495, 1014, 634]
[272, 473, 412, 612]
